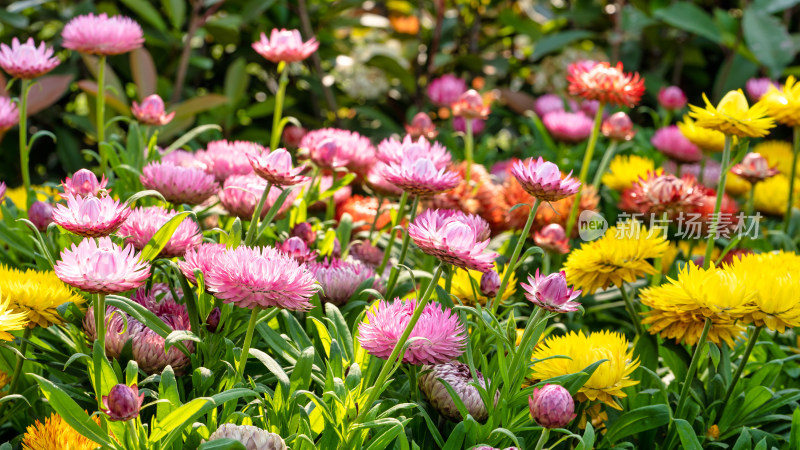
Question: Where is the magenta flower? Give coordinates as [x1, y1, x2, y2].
[62, 168, 108, 198]
[308, 258, 382, 306]
[252, 29, 319, 64]
[453, 117, 486, 135]
[131, 94, 175, 126]
[204, 245, 318, 310]
[276, 236, 318, 263]
[511, 157, 580, 202]
[28, 201, 54, 231]
[350, 241, 384, 268]
[731, 152, 779, 185]
[480, 270, 501, 298]
[542, 111, 593, 143]
[0, 96, 19, 132]
[140, 161, 219, 206]
[534, 223, 570, 254]
[408, 209, 497, 272]
[301, 128, 376, 175]
[405, 112, 438, 140]
[601, 111, 635, 141]
[291, 221, 316, 246]
[102, 384, 143, 422]
[658, 86, 687, 110]
[451, 89, 490, 119]
[219, 174, 296, 220]
[745, 77, 778, 101]
[521, 270, 581, 313]
[53, 194, 131, 237]
[0, 37, 59, 79]
[651, 126, 702, 163]
[534, 94, 565, 118]
[382, 157, 460, 196]
[55, 237, 150, 294]
[196, 140, 261, 182]
[359, 297, 466, 365]
[61, 13, 144, 55]
[179, 242, 227, 284]
[248, 148, 309, 186]
[0, 182, 6, 203]
[377, 134, 451, 169]
[118, 206, 201, 258]
[427, 74, 468, 107]
[529, 384, 576, 429]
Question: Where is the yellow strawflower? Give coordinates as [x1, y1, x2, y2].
[22, 413, 102, 450]
[762, 76, 800, 127]
[0, 265, 85, 328]
[677, 116, 727, 152]
[753, 141, 797, 177]
[0, 296, 27, 341]
[754, 174, 800, 216]
[601, 154, 661, 191]
[689, 90, 775, 138]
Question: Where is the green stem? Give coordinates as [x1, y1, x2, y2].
[565, 103, 605, 238]
[127, 419, 139, 449]
[94, 293, 107, 409]
[650, 212, 668, 286]
[18, 79, 32, 208]
[7, 327, 32, 395]
[718, 324, 762, 417]
[270, 63, 289, 151]
[245, 182, 273, 246]
[534, 428, 550, 450]
[97, 55, 107, 175]
[383, 195, 420, 298]
[368, 194, 384, 241]
[464, 117, 473, 184]
[699, 154, 707, 185]
[746, 183, 756, 218]
[783, 127, 800, 232]
[492, 198, 541, 314]
[377, 191, 409, 274]
[542, 251, 551, 275]
[703, 135, 732, 269]
[590, 140, 618, 192]
[236, 307, 261, 381]
[619, 283, 643, 335]
[674, 317, 712, 419]
[325, 172, 337, 222]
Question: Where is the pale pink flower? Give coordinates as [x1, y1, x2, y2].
[252, 29, 319, 63]
[658, 86, 687, 110]
[118, 206, 201, 258]
[62, 13, 144, 55]
[300, 128, 375, 175]
[542, 111, 593, 143]
[405, 112, 438, 140]
[179, 243, 227, 284]
[377, 134, 451, 169]
[408, 209, 498, 272]
[140, 161, 219, 205]
[53, 194, 131, 237]
[651, 126, 702, 163]
[206, 424, 287, 450]
[731, 152, 779, 184]
[219, 174, 297, 220]
[62, 168, 108, 198]
[745, 78, 778, 101]
[276, 236, 317, 263]
[248, 148, 309, 186]
[161, 149, 206, 170]
[350, 241, 384, 268]
[451, 89, 490, 119]
[358, 297, 466, 365]
[131, 94, 174, 126]
[521, 270, 581, 313]
[0, 182, 6, 203]
[382, 157, 460, 196]
[308, 258, 382, 305]
[196, 140, 261, 182]
[529, 384, 576, 429]
[366, 165, 404, 197]
[601, 111, 635, 141]
[427, 74, 468, 107]
[510, 157, 580, 202]
[453, 117, 486, 134]
[204, 245, 318, 310]
[55, 237, 150, 294]
[0, 37, 60, 79]
[0, 96, 18, 132]
[534, 94, 565, 117]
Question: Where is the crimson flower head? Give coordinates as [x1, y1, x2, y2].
[451, 89, 490, 119]
[731, 152, 779, 185]
[405, 112, 438, 140]
[131, 95, 174, 126]
[521, 269, 581, 313]
[0, 96, 18, 132]
[408, 209, 497, 272]
[141, 161, 219, 206]
[118, 206, 201, 258]
[529, 384, 576, 429]
[651, 126, 702, 163]
[102, 384, 144, 422]
[204, 245, 318, 310]
[0, 37, 60, 79]
[248, 148, 309, 186]
[62, 168, 108, 198]
[179, 242, 227, 284]
[601, 111, 635, 141]
[534, 94, 565, 117]
[534, 223, 570, 255]
[382, 157, 460, 196]
[510, 157, 580, 202]
[252, 29, 319, 64]
[542, 111, 593, 143]
[427, 74, 467, 107]
[62, 13, 144, 55]
[658, 86, 687, 110]
[52, 194, 131, 237]
[291, 221, 316, 246]
[55, 237, 150, 294]
[630, 172, 705, 216]
[358, 297, 466, 365]
[567, 61, 645, 107]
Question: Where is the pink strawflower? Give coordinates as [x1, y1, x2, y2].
[219, 174, 296, 220]
[283, 125, 307, 149]
[0, 182, 6, 203]
[529, 384, 576, 429]
[291, 222, 316, 246]
[377, 134, 451, 169]
[61, 13, 144, 55]
[131, 94, 174, 126]
[480, 270, 501, 298]
[102, 384, 143, 422]
[731, 152, 779, 185]
[629, 172, 705, 216]
[453, 117, 486, 134]
[521, 270, 581, 313]
[248, 148, 309, 186]
[62, 168, 109, 198]
[308, 258, 382, 306]
[510, 157, 580, 202]
[382, 157, 460, 196]
[359, 297, 466, 365]
[28, 201, 54, 231]
[658, 86, 687, 110]
[601, 111, 635, 141]
[651, 126, 702, 163]
[118, 206, 201, 258]
[534, 223, 570, 254]
[745, 78, 778, 101]
[204, 245, 318, 310]
[276, 236, 318, 263]
[542, 111, 593, 143]
[451, 89, 490, 119]
[52, 194, 131, 237]
[366, 165, 404, 197]
[140, 161, 219, 206]
[405, 112, 438, 140]
[161, 149, 206, 170]
[252, 29, 319, 64]
[427, 74, 468, 107]
[179, 243, 227, 284]
[0, 96, 18, 132]
[0, 37, 60, 79]
[55, 237, 150, 294]
[300, 128, 376, 175]
[350, 241, 384, 268]
[534, 94, 565, 117]
[196, 140, 260, 182]
[408, 209, 498, 272]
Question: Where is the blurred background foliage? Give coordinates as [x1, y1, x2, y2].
[0, 0, 798, 186]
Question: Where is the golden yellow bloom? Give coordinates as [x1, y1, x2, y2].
[707, 424, 720, 440]
[0, 265, 85, 328]
[726, 173, 752, 197]
[753, 141, 797, 177]
[0, 296, 28, 341]
[689, 90, 775, 138]
[754, 174, 800, 216]
[677, 116, 727, 152]
[439, 263, 516, 306]
[0, 370, 9, 391]
[601, 154, 661, 191]
[22, 413, 101, 450]
[762, 76, 800, 127]
[2, 185, 59, 212]
[640, 264, 756, 347]
[564, 221, 669, 294]
[531, 330, 639, 410]
[726, 252, 800, 332]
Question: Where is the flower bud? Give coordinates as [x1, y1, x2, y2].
[479, 270, 500, 298]
[534, 224, 569, 254]
[528, 384, 575, 428]
[62, 168, 107, 198]
[28, 201, 54, 231]
[452, 89, 489, 119]
[206, 307, 221, 333]
[601, 111, 635, 141]
[419, 362, 497, 422]
[291, 221, 315, 246]
[405, 112, 438, 140]
[206, 423, 287, 450]
[102, 383, 144, 421]
[657, 86, 687, 110]
[277, 236, 317, 263]
[131, 94, 175, 126]
[282, 125, 307, 149]
[731, 152, 779, 184]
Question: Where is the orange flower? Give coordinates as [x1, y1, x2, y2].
[336, 195, 393, 233]
[389, 15, 419, 35]
[567, 61, 645, 107]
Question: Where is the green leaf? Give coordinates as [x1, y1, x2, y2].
[732, 428, 752, 450]
[170, 95, 229, 119]
[531, 30, 595, 61]
[674, 419, 703, 450]
[604, 404, 671, 443]
[149, 398, 211, 443]
[139, 211, 196, 261]
[198, 439, 247, 450]
[105, 295, 173, 338]
[124, 189, 167, 206]
[120, 0, 167, 31]
[162, 124, 221, 156]
[130, 48, 157, 99]
[654, 2, 721, 44]
[742, 8, 796, 78]
[157, 366, 179, 422]
[223, 57, 250, 108]
[790, 408, 800, 450]
[163, 0, 186, 29]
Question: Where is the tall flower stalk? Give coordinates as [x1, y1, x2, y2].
[492, 198, 540, 313]
[565, 103, 604, 238]
[271, 62, 289, 151]
[96, 55, 107, 174]
[377, 192, 409, 274]
[383, 195, 421, 297]
[18, 79, 33, 207]
[702, 135, 731, 269]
